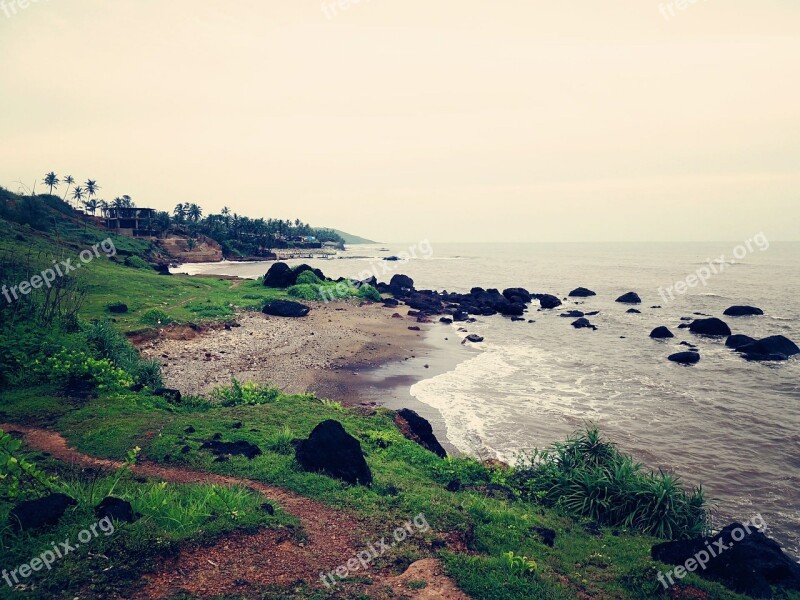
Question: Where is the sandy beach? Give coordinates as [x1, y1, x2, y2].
[136, 300, 436, 404]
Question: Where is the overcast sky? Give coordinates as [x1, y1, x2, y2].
[1, 0, 798, 242]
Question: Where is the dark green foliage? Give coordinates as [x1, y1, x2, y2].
[123, 255, 152, 270]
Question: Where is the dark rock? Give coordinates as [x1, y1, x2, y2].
[652, 521, 800, 598]
[263, 262, 296, 288]
[383, 256, 400, 261]
[650, 326, 674, 339]
[295, 420, 372, 485]
[408, 326, 421, 331]
[395, 409, 447, 458]
[389, 274, 415, 297]
[533, 527, 557, 547]
[569, 287, 596, 297]
[668, 351, 700, 365]
[200, 439, 262, 459]
[263, 300, 310, 318]
[560, 310, 585, 318]
[584, 310, 600, 316]
[184, 426, 196, 434]
[626, 308, 641, 314]
[502, 288, 532, 304]
[572, 318, 597, 330]
[724, 306, 764, 317]
[615, 292, 642, 304]
[463, 334, 484, 343]
[446, 479, 462, 492]
[107, 303, 128, 314]
[535, 294, 562, 309]
[689, 318, 732, 337]
[153, 388, 182, 403]
[735, 335, 800, 361]
[678, 323, 691, 329]
[9, 493, 77, 532]
[453, 310, 469, 322]
[382, 298, 399, 308]
[439, 317, 453, 324]
[511, 316, 526, 322]
[261, 502, 275, 515]
[181, 445, 191, 454]
[95, 496, 138, 523]
[726, 334, 757, 350]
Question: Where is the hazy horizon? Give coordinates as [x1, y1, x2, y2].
[2, 1, 799, 243]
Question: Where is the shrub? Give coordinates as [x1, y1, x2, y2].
[295, 270, 324, 286]
[85, 321, 164, 388]
[264, 426, 295, 455]
[38, 348, 134, 391]
[140, 308, 174, 326]
[357, 283, 381, 302]
[509, 426, 709, 539]
[123, 255, 152, 270]
[287, 284, 322, 301]
[210, 378, 281, 407]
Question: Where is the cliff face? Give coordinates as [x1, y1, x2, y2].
[157, 235, 223, 263]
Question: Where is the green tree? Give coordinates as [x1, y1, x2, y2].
[42, 172, 60, 195]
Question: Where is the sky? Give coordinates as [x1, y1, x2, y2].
[1, 0, 799, 243]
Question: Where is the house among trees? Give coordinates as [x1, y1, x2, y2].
[103, 206, 157, 237]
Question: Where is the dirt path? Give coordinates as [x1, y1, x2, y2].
[1, 423, 471, 599]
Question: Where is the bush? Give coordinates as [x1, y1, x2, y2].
[140, 308, 174, 326]
[287, 284, 322, 301]
[85, 321, 164, 388]
[210, 378, 281, 406]
[357, 283, 381, 302]
[38, 348, 133, 391]
[264, 426, 295, 455]
[509, 426, 709, 539]
[295, 270, 324, 286]
[123, 255, 152, 270]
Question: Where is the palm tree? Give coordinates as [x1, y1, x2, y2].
[187, 203, 202, 223]
[121, 194, 134, 208]
[84, 180, 100, 208]
[111, 197, 124, 210]
[62, 175, 75, 201]
[84, 199, 100, 215]
[173, 203, 186, 224]
[43, 172, 60, 195]
[72, 186, 85, 207]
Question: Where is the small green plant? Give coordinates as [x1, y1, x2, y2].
[210, 378, 281, 407]
[356, 283, 381, 302]
[39, 348, 134, 391]
[502, 551, 537, 576]
[287, 284, 322, 301]
[139, 308, 174, 326]
[295, 270, 324, 286]
[0, 429, 54, 500]
[264, 426, 295, 455]
[320, 398, 345, 412]
[407, 580, 429, 590]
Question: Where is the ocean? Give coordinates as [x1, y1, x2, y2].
[175, 241, 800, 557]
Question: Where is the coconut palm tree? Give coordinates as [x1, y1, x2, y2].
[43, 172, 60, 195]
[83, 199, 100, 215]
[121, 194, 134, 208]
[84, 180, 100, 207]
[72, 186, 85, 207]
[62, 175, 75, 201]
[187, 203, 203, 223]
[173, 203, 186, 224]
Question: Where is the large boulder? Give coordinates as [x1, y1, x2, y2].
[668, 351, 700, 365]
[9, 493, 77, 532]
[534, 294, 562, 309]
[723, 305, 764, 317]
[502, 288, 532, 304]
[295, 420, 372, 485]
[572, 318, 597, 330]
[569, 287, 596, 297]
[395, 409, 447, 458]
[726, 334, 757, 350]
[651, 522, 800, 598]
[263, 299, 311, 318]
[263, 262, 296, 288]
[389, 274, 415, 297]
[735, 335, 800, 361]
[615, 292, 642, 304]
[650, 326, 674, 339]
[689, 317, 732, 337]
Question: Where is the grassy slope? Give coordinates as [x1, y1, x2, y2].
[0, 215, 793, 599]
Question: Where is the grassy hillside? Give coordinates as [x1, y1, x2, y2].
[333, 229, 378, 245]
[0, 209, 795, 599]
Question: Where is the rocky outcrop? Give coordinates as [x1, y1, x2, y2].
[572, 318, 597, 330]
[395, 409, 447, 458]
[569, 287, 596, 297]
[534, 294, 562, 309]
[615, 292, 642, 304]
[296, 420, 372, 485]
[200, 439, 262, 459]
[9, 493, 76, 532]
[668, 351, 700, 365]
[263, 262, 296, 288]
[652, 522, 800, 598]
[726, 334, 757, 350]
[389, 274, 415, 297]
[689, 318, 732, 337]
[650, 326, 674, 339]
[735, 335, 800, 361]
[262, 300, 311, 318]
[463, 334, 484, 343]
[723, 305, 764, 317]
[95, 496, 138, 523]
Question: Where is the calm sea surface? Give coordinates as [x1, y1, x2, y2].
[177, 242, 800, 557]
